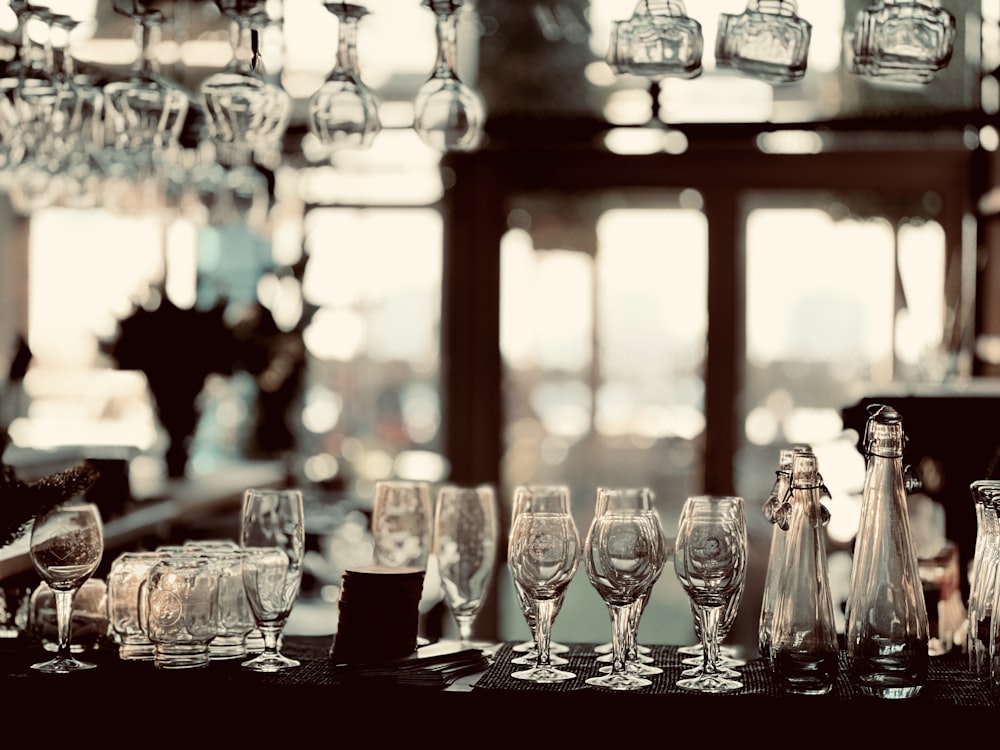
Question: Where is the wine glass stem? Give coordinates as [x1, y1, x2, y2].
[136, 15, 160, 78]
[696, 604, 724, 676]
[259, 623, 281, 655]
[335, 17, 360, 77]
[456, 615, 474, 644]
[53, 587, 76, 660]
[533, 598, 557, 668]
[431, 9, 459, 79]
[609, 603, 631, 675]
[624, 597, 642, 660]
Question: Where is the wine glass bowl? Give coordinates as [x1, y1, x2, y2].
[672, 494, 748, 692]
[28, 500, 104, 673]
[433, 484, 499, 646]
[239, 487, 305, 672]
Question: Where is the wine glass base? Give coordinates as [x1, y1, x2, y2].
[510, 665, 576, 683]
[512, 639, 569, 654]
[597, 651, 654, 665]
[594, 641, 651, 656]
[586, 672, 652, 691]
[600, 661, 662, 676]
[676, 674, 744, 693]
[241, 651, 301, 673]
[680, 662, 741, 678]
[31, 655, 97, 674]
[511, 651, 568, 666]
[682, 654, 746, 668]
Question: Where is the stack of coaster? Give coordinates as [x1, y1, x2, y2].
[330, 565, 424, 664]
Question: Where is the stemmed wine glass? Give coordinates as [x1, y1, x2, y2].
[413, 0, 485, 152]
[672, 494, 748, 692]
[28, 500, 104, 673]
[584, 487, 665, 690]
[594, 488, 666, 674]
[507, 485, 580, 683]
[509, 485, 569, 663]
[239, 487, 305, 672]
[201, 0, 291, 166]
[432, 484, 498, 647]
[307, 2, 381, 153]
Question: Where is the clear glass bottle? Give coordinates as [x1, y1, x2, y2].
[969, 479, 1000, 675]
[770, 449, 838, 694]
[844, 403, 929, 699]
[757, 446, 795, 665]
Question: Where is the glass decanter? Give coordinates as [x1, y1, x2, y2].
[769, 449, 839, 695]
[844, 403, 929, 699]
[607, 0, 703, 80]
[716, 0, 812, 84]
[307, 2, 381, 152]
[201, 0, 291, 163]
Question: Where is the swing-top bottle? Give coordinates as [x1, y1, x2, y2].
[844, 403, 928, 699]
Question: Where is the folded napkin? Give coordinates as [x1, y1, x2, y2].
[332, 639, 491, 688]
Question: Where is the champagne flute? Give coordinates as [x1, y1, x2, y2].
[673, 494, 748, 692]
[28, 500, 104, 673]
[239, 487, 305, 672]
[433, 484, 498, 647]
[507, 485, 580, 683]
[584, 487, 664, 690]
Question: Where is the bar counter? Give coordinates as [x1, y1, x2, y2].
[0, 634, 991, 738]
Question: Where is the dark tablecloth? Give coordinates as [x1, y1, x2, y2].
[0, 635, 992, 738]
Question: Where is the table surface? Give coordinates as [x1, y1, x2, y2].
[0, 634, 993, 737]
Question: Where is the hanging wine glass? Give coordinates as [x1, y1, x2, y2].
[10, 5, 66, 158]
[413, 0, 485, 153]
[100, 2, 189, 214]
[103, 3, 189, 153]
[307, 3, 380, 153]
[0, 0, 37, 170]
[200, 0, 291, 167]
[44, 11, 105, 209]
[7, 5, 81, 213]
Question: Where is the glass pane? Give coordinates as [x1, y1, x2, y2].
[499, 192, 707, 646]
[739, 195, 947, 643]
[11, 208, 163, 453]
[299, 207, 445, 498]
